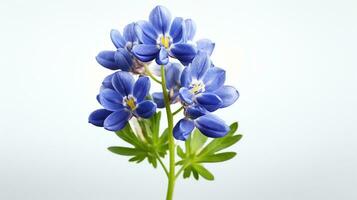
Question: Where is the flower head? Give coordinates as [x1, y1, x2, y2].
[132, 5, 197, 65]
[89, 71, 157, 131]
[179, 53, 239, 112]
[96, 23, 147, 74]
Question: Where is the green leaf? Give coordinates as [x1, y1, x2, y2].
[109, 112, 168, 169]
[183, 166, 192, 178]
[193, 164, 214, 180]
[190, 129, 208, 154]
[177, 145, 185, 159]
[198, 152, 236, 163]
[108, 146, 144, 156]
[175, 122, 242, 181]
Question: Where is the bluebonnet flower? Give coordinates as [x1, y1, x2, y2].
[96, 23, 146, 74]
[173, 53, 239, 140]
[89, 71, 157, 131]
[196, 39, 215, 56]
[152, 63, 183, 108]
[132, 5, 197, 65]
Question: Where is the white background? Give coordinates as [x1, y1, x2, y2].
[0, 0, 356, 199]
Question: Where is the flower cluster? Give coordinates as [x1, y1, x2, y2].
[89, 5, 239, 141]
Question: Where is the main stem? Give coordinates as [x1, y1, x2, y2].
[160, 65, 176, 200]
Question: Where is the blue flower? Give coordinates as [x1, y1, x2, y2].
[152, 62, 183, 108]
[173, 109, 230, 141]
[132, 5, 197, 65]
[96, 23, 146, 74]
[179, 52, 239, 112]
[89, 71, 157, 131]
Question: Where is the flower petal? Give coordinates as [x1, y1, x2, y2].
[170, 43, 197, 65]
[104, 109, 131, 131]
[156, 47, 169, 65]
[149, 5, 172, 35]
[173, 118, 195, 141]
[135, 100, 157, 118]
[152, 92, 165, 108]
[185, 105, 207, 119]
[99, 88, 124, 111]
[184, 19, 196, 41]
[195, 114, 230, 138]
[169, 17, 184, 43]
[114, 48, 133, 71]
[132, 44, 160, 62]
[110, 29, 126, 48]
[190, 52, 211, 80]
[165, 62, 183, 89]
[133, 76, 150, 102]
[123, 22, 137, 43]
[180, 66, 192, 87]
[102, 73, 115, 90]
[112, 71, 135, 96]
[197, 39, 215, 56]
[89, 109, 113, 127]
[196, 92, 223, 112]
[96, 51, 120, 70]
[135, 20, 158, 45]
[214, 85, 240, 108]
[179, 87, 194, 105]
[202, 67, 226, 92]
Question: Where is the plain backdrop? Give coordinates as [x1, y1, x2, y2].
[0, 0, 356, 199]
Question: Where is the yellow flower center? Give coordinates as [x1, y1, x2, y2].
[190, 82, 205, 94]
[125, 97, 136, 110]
[160, 36, 170, 49]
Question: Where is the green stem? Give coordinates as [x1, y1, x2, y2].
[172, 106, 184, 116]
[145, 64, 162, 84]
[161, 65, 176, 200]
[155, 152, 169, 177]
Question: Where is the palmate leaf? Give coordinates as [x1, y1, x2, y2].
[108, 111, 169, 168]
[176, 122, 242, 181]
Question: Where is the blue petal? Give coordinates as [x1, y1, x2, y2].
[214, 86, 240, 108]
[133, 76, 150, 102]
[184, 19, 196, 41]
[104, 109, 131, 131]
[135, 100, 157, 118]
[112, 71, 135, 96]
[96, 51, 120, 70]
[156, 47, 169, 65]
[190, 52, 211, 80]
[185, 105, 207, 119]
[135, 20, 158, 45]
[179, 87, 194, 105]
[102, 73, 115, 90]
[110, 29, 126, 49]
[132, 44, 160, 62]
[195, 114, 230, 138]
[173, 118, 195, 141]
[170, 43, 197, 65]
[180, 66, 192, 88]
[89, 109, 113, 127]
[169, 17, 184, 43]
[123, 23, 137, 43]
[196, 92, 223, 112]
[114, 48, 133, 71]
[152, 92, 165, 108]
[202, 67, 226, 92]
[197, 39, 215, 56]
[165, 63, 182, 89]
[99, 88, 124, 111]
[149, 5, 172, 35]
